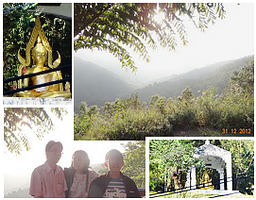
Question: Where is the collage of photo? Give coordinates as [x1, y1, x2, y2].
[2, 2, 254, 199]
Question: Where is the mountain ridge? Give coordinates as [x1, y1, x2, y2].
[74, 57, 134, 112]
[137, 55, 253, 101]
[75, 55, 253, 111]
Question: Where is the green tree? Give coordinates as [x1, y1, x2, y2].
[150, 94, 167, 115]
[149, 140, 204, 191]
[180, 88, 194, 101]
[3, 3, 37, 86]
[4, 108, 67, 154]
[230, 60, 254, 94]
[122, 141, 145, 188]
[218, 140, 254, 194]
[74, 3, 225, 70]
[74, 102, 99, 137]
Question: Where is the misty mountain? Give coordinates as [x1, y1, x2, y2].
[5, 188, 31, 198]
[75, 58, 134, 112]
[145, 74, 178, 85]
[137, 56, 253, 102]
[75, 55, 253, 111]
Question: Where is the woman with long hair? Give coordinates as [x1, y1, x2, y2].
[64, 150, 98, 197]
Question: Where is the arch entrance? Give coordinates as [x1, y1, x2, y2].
[186, 140, 232, 191]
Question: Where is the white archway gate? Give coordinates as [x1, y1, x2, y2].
[186, 140, 232, 191]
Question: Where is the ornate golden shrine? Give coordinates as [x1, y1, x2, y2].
[15, 17, 71, 98]
[201, 169, 214, 190]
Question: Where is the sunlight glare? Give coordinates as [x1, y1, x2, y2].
[153, 8, 165, 27]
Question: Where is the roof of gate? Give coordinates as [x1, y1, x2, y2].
[194, 140, 231, 158]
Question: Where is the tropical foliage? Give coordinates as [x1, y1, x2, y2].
[122, 141, 145, 188]
[3, 3, 71, 91]
[219, 140, 254, 194]
[149, 140, 205, 192]
[74, 60, 254, 140]
[74, 3, 225, 71]
[4, 108, 67, 154]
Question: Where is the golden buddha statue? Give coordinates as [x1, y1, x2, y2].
[15, 17, 71, 98]
[201, 169, 214, 189]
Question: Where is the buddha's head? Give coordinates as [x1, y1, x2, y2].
[32, 37, 47, 65]
[18, 17, 61, 70]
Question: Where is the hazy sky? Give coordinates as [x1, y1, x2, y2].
[75, 3, 254, 86]
[4, 108, 130, 194]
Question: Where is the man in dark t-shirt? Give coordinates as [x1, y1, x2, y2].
[103, 177, 127, 198]
[88, 149, 140, 198]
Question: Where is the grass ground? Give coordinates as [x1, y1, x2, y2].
[150, 190, 254, 198]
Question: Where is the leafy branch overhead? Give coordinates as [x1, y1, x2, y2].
[4, 108, 67, 154]
[74, 3, 225, 70]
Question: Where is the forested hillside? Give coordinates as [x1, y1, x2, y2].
[75, 56, 252, 113]
[74, 59, 254, 139]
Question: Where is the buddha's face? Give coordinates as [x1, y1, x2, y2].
[32, 44, 47, 65]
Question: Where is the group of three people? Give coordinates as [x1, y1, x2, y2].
[29, 140, 140, 198]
